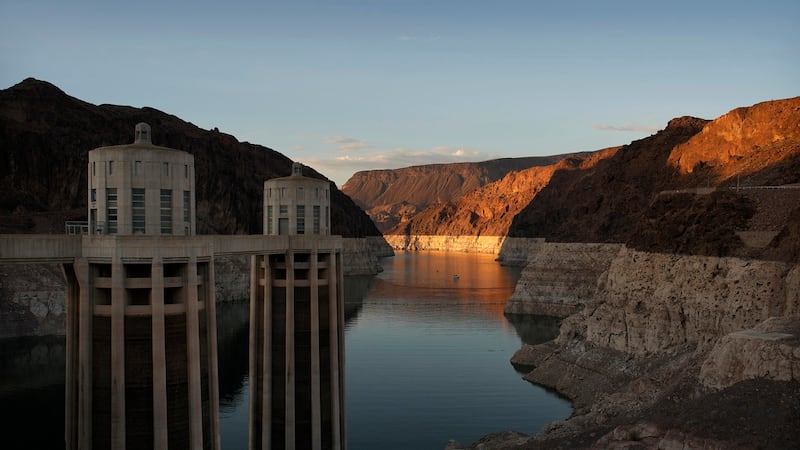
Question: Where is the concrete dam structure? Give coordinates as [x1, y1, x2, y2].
[0, 125, 346, 450]
[251, 162, 346, 449]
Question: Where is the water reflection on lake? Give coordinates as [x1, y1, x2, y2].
[0, 251, 571, 450]
[344, 251, 571, 449]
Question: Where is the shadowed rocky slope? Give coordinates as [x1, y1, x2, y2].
[508, 116, 710, 242]
[0, 78, 380, 237]
[386, 97, 800, 261]
[509, 97, 800, 246]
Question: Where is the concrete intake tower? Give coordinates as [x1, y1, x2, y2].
[0, 124, 347, 450]
[250, 162, 346, 449]
[65, 123, 219, 449]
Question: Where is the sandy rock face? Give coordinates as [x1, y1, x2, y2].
[341, 237, 394, 275]
[504, 243, 622, 317]
[700, 317, 800, 389]
[383, 234, 508, 254]
[586, 248, 795, 355]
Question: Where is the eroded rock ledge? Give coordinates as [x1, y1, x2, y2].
[503, 242, 622, 317]
[455, 245, 800, 449]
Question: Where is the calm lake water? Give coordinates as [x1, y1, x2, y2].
[0, 251, 571, 449]
[342, 251, 570, 449]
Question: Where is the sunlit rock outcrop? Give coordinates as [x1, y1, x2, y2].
[383, 234, 508, 254]
[668, 97, 800, 184]
[342, 155, 575, 233]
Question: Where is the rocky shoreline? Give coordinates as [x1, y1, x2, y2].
[449, 242, 800, 449]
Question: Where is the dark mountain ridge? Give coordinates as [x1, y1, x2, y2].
[509, 116, 711, 242]
[0, 78, 380, 237]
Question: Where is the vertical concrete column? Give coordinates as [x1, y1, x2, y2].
[111, 256, 126, 450]
[62, 261, 80, 450]
[73, 258, 93, 450]
[150, 256, 168, 450]
[185, 255, 204, 450]
[285, 251, 296, 450]
[310, 246, 321, 450]
[261, 255, 273, 449]
[62, 263, 77, 450]
[336, 250, 346, 449]
[248, 255, 260, 449]
[206, 254, 221, 450]
[328, 252, 341, 450]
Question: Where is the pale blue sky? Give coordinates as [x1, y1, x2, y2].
[2, 0, 798, 186]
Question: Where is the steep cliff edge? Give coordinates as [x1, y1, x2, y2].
[497, 247, 800, 449]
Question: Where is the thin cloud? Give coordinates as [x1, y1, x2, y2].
[304, 145, 491, 173]
[301, 138, 494, 185]
[592, 123, 661, 133]
[322, 136, 371, 153]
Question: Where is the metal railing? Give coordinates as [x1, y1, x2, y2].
[65, 221, 89, 235]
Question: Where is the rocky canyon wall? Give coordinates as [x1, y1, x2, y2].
[502, 246, 800, 449]
[503, 242, 622, 317]
[341, 236, 395, 275]
[584, 247, 797, 355]
[524, 247, 800, 389]
[495, 237, 546, 266]
[383, 234, 508, 254]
